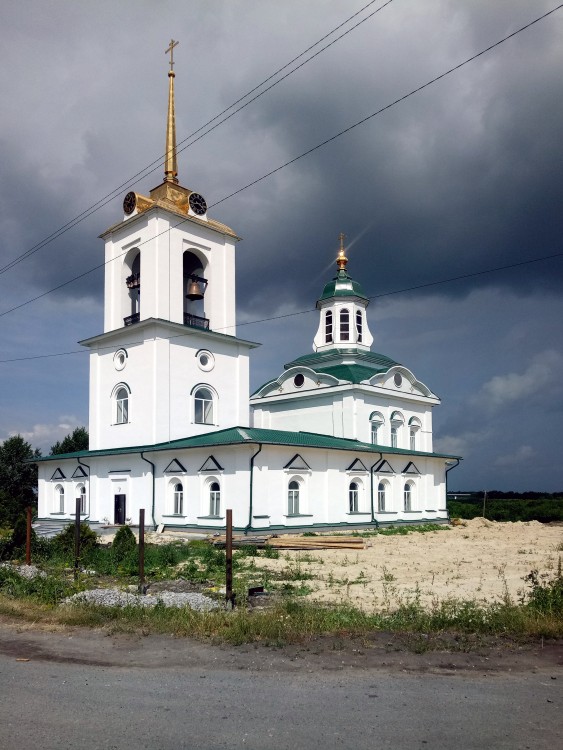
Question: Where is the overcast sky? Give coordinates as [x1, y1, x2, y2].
[0, 0, 562, 491]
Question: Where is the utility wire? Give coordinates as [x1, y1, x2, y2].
[0, 3, 559, 321]
[0, 0, 393, 277]
[0, 249, 560, 364]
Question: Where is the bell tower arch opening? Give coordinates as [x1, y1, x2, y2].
[183, 250, 208, 327]
[123, 247, 141, 326]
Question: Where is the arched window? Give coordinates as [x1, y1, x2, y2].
[325, 310, 333, 344]
[404, 482, 413, 512]
[77, 485, 87, 514]
[174, 483, 184, 515]
[288, 480, 300, 515]
[370, 412, 384, 445]
[209, 481, 221, 516]
[356, 311, 363, 343]
[339, 308, 350, 341]
[377, 482, 386, 512]
[408, 417, 422, 451]
[349, 481, 359, 512]
[56, 485, 64, 513]
[115, 386, 130, 424]
[194, 387, 214, 424]
[390, 411, 404, 449]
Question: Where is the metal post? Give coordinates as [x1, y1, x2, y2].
[74, 497, 81, 581]
[482, 489, 487, 519]
[138, 509, 145, 594]
[25, 506, 32, 565]
[226, 509, 234, 608]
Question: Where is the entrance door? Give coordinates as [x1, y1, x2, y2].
[114, 494, 126, 525]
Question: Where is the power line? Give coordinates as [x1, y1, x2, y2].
[0, 249, 560, 365]
[0, 3, 559, 321]
[0, 0, 393, 277]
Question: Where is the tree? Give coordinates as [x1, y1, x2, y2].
[0, 435, 41, 526]
[50, 427, 89, 455]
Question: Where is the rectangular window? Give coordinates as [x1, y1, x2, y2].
[371, 424, 379, 445]
[356, 311, 363, 343]
[410, 429, 416, 451]
[391, 426, 398, 448]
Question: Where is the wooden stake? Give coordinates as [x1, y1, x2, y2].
[139, 509, 145, 594]
[25, 506, 32, 565]
[225, 509, 234, 608]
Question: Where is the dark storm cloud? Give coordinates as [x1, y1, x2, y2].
[0, 1, 562, 489]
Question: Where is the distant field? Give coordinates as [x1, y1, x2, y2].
[447, 494, 563, 523]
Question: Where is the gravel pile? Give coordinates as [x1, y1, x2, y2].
[64, 588, 220, 611]
[0, 563, 47, 579]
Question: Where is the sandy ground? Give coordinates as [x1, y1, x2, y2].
[253, 519, 563, 610]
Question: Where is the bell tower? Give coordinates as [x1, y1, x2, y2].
[101, 39, 238, 337]
[83, 42, 258, 451]
[313, 234, 373, 352]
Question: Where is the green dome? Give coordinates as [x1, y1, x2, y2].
[318, 269, 368, 302]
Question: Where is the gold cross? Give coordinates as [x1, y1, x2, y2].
[338, 232, 346, 253]
[165, 39, 179, 71]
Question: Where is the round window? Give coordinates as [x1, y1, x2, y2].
[114, 349, 127, 371]
[394, 373, 403, 387]
[293, 373, 305, 388]
[197, 350, 214, 372]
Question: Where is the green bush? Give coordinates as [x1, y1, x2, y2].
[52, 523, 99, 555]
[524, 562, 563, 616]
[112, 525, 137, 561]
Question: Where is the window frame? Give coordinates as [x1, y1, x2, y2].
[77, 484, 87, 514]
[113, 384, 131, 425]
[377, 481, 387, 512]
[288, 479, 300, 515]
[193, 386, 215, 425]
[404, 482, 414, 512]
[173, 482, 184, 515]
[349, 481, 359, 513]
[339, 308, 350, 341]
[325, 310, 333, 344]
[356, 310, 363, 343]
[209, 481, 221, 517]
[55, 484, 65, 513]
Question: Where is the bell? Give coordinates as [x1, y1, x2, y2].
[186, 278, 204, 301]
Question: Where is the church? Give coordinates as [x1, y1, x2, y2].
[36, 49, 460, 532]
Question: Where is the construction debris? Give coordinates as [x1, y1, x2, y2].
[210, 534, 368, 550]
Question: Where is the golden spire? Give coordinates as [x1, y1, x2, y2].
[336, 232, 348, 271]
[164, 39, 179, 184]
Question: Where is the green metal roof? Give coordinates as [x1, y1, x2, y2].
[318, 269, 368, 302]
[33, 426, 460, 462]
[285, 349, 400, 370]
[251, 348, 402, 395]
[314, 364, 380, 383]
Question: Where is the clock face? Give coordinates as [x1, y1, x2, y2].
[123, 192, 136, 215]
[189, 192, 207, 216]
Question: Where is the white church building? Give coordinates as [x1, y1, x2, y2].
[36, 55, 460, 532]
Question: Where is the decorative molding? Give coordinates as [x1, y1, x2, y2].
[374, 459, 395, 474]
[346, 457, 369, 473]
[198, 455, 224, 472]
[164, 458, 187, 474]
[403, 461, 420, 475]
[283, 453, 312, 471]
[50, 468, 65, 481]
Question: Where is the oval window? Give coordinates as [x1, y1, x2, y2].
[394, 373, 403, 387]
[293, 374, 305, 388]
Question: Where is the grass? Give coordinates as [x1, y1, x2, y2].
[1, 583, 561, 645]
[1, 532, 562, 647]
[352, 523, 448, 537]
